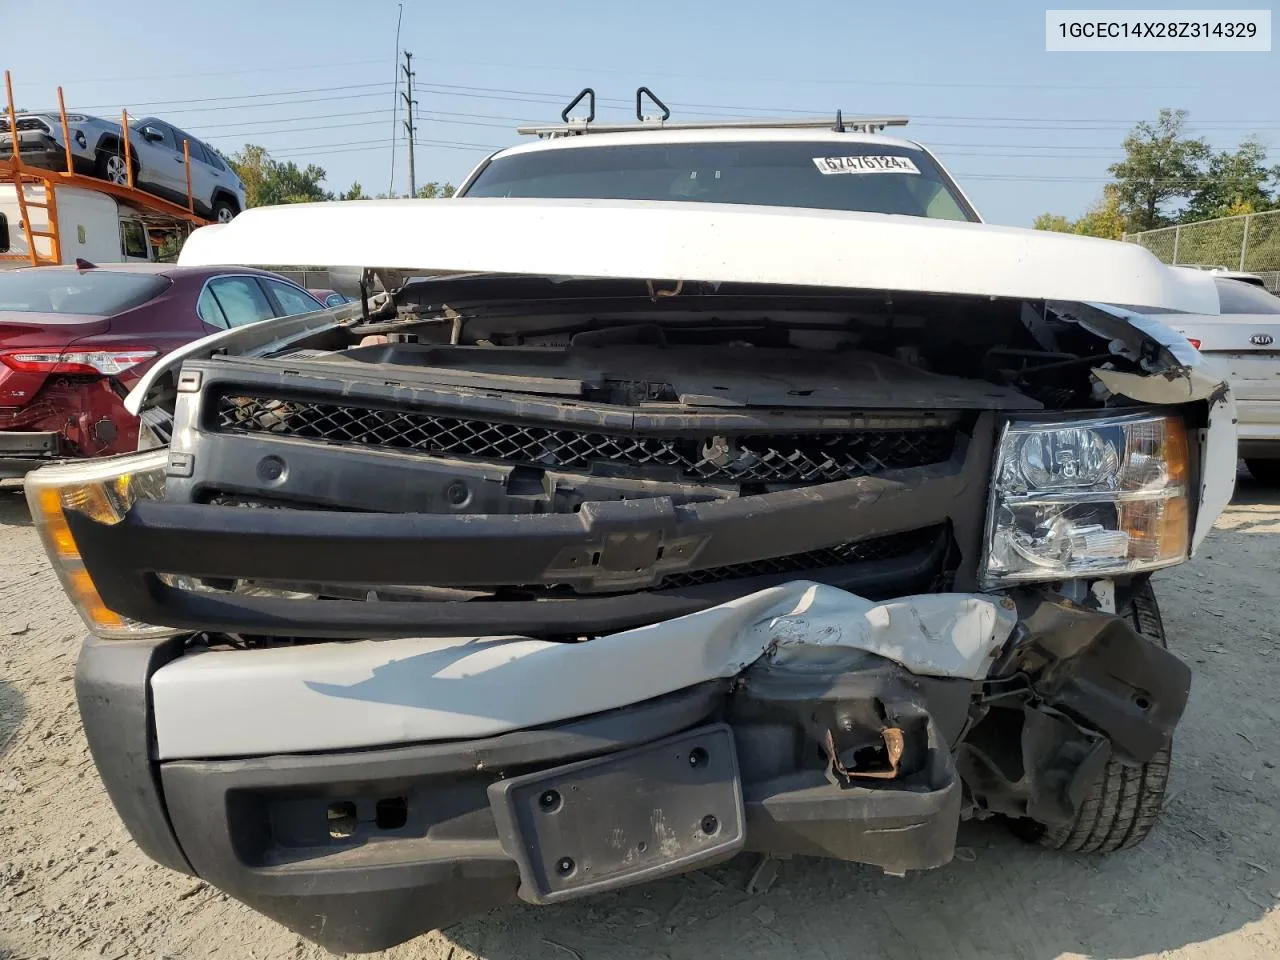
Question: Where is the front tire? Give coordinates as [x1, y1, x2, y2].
[1013, 582, 1172, 853]
[211, 197, 239, 223]
[95, 149, 133, 187]
[1245, 458, 1280, 485]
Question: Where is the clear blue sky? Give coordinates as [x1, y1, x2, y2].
[6, 0, 1276, 225]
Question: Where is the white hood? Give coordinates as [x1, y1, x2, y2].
[179, 198, 1219, 314]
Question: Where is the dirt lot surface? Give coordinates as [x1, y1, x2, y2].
[1, 474, 1279, 960]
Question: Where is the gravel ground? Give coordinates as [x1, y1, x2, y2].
[1, 473, 1278, 960]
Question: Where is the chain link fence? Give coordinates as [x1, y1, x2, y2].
[268, 268, 333, 290]
[1123, 210, 1280, 292]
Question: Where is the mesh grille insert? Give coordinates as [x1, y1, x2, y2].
[215, 395, 956, 485]
[658, 526, 944, 590]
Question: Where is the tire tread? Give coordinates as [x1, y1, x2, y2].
[1031, 582, 1172, 854]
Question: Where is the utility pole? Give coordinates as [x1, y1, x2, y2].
[388, 3, 403, 196]
[401, 50, 417, 198]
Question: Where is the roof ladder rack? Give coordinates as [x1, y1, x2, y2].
[519, 87, 908, 139]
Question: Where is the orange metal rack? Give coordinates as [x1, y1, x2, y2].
[2, 70, 211, 267]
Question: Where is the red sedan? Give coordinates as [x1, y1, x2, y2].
[0, 262, 325, 477]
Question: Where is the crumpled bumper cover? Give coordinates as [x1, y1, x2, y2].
[149, 583, 1017, 759]
[77, 582, 1191, 953]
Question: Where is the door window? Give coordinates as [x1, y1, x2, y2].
[262, 278, 324, 316]
[201, 276, 276, 328]
[177, 132, 209, 165]
[196, 286, 228, 328]
[120, 220, 148, 259]
[137, 120, 177, 150]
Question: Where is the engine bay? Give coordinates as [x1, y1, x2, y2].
[260, 276, 1147, 416]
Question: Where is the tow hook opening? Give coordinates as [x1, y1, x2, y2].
[825, 726, 905, 781]
[822, 711, 932, 786]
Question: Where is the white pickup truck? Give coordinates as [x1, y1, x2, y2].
[26, 99, 1237, 953]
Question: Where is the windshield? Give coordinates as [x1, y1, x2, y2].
[0, 270, 169, 316]
[463, 141, 977, 221]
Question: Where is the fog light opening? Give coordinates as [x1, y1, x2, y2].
[327, 801, 358, 839]
[375, 797, 408, 830]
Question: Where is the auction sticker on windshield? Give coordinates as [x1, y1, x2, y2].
[812, 155, 922, 175]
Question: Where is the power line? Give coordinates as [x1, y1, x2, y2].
[202, 119, 391, 140]
[79, 90, 395, 117]
[15, 55, 1197, 96]
[62, 76, 1277, 131]
[414, 138, 501, 150]
[266, 135, 500, 154]
[405, 54, 1200, 93]
[76, 82, 393, 112]
[189, 106, 537, 134]
[193, 109, 396, 131]
[271, 137, 499, 159]
[12, 59, 386, 89]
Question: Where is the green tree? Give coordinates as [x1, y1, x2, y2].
[339, 181, 368, 201]
[225, 144, 332, 207]
[224, 144, 269, 206]
[415, 182, 456, 199]
[1032, 187, 1125, 240]
[1032, 213, 1072, 232]
[1108, 109, 1210, 232]
[258, 161, 331, 205]
[1071, 185, 1127, 240]
[1182, 137, 1280, 221]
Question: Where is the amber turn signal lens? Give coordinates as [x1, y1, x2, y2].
[24, 451, 175, 640]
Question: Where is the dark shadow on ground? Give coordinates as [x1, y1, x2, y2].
[0, 481, 32, 528]
[437, 813, 1270, 960]
[1232, 470, 1280, 508]
[0, 679, 24, 763]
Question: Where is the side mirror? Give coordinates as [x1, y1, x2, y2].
[141, 126, 163, 143]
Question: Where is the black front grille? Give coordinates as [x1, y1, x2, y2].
[658, 526, 944, 590]
[216, 395, 956, 485]
[196, 526, 947, 600]
[14, 118, 48, 133]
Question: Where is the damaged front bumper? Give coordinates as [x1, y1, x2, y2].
[47, 305, 1224, 950]
[77, 582, 1189, 953]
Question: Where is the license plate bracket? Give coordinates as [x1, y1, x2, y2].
[489, 723, 744, 904]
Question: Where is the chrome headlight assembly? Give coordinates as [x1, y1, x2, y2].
[983, 413, 1191, 586]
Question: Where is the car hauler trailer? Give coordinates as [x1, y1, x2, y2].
[0, 71, 209, 268]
